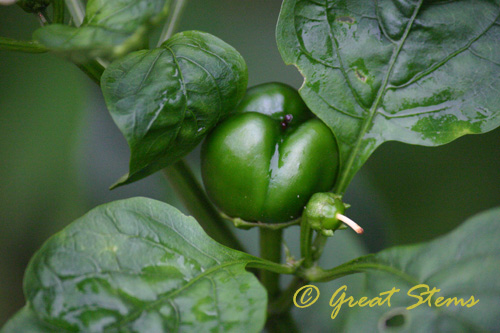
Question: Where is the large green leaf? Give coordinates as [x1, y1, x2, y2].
[277, 0, 500, 193]
[317, 207, 500, 331]
[2, 198, 267, 332]
[101, 30, 248, 187]
[33, 0, 170, 60]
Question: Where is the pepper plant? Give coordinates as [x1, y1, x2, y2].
[1, 0, 500, 331]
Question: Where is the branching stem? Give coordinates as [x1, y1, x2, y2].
[300, 218, 314, 268]
[52, 0, 65, 24]
[36, 9, 51, 25]
[162, 161, 245, 252]
[64, 0, 84, 26]
[157, 0, 188, 46]
[259, 229, 283, 300]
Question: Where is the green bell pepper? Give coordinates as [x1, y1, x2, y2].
[201, 82, 339, 223]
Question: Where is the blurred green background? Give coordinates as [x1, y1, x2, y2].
[1, 0, 499, 328]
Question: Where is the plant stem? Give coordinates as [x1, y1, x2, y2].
[64, 0, 84, 26]
[246, 260, 296, 275]
[259, 229, 282, 299]
[299, 254, 415, 283]
[36, 9, 51, 25]
[157, 0, 188, 46]
[0, 37, 48, 53]
[300, 219, 313, 268]
[162, 160, 245, 252]
[76, 61, 105, 85]
[52, 0, 65, 24]
[224, 215, 300, 230]
[268, 277, 306, 315]
[265, 312, 300, 333]
[311, 233, 328, 262]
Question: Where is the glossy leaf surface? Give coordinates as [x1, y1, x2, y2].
[33, 0, 170, 60]
[339, 207, 500, 331]
[277, 0, 500, 192]
[3, 198, 266, 332]
[101, 31, 248, 187]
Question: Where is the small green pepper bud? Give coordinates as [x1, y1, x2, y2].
[304, 192, 363, 236]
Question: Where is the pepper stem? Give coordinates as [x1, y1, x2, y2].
[259, 228, 282, 299]
[336, 213, 364, 234]
[300, 217, 313, 268]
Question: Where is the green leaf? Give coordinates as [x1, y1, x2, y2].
[1, 307, 53, 333]
[101, 31, 248, 187]
[5, 198, 267, 332]
[33, 0, 171, 61]
[328, 207, 500, 331]
[277, 0, 500, 193]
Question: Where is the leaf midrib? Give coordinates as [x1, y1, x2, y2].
[125, 46, 188, 180]
[335, 0, 424, 193]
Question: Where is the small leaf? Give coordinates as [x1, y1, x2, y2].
[341, 207, 500, 331]
[277, 0, 500, 193]
[101, 31, 248, 187]
[6, 197, 266, 332]
[33, 0, 170, 60]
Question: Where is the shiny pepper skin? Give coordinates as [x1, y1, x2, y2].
[201, 82, 339, 223]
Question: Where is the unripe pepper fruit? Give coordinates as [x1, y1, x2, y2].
[201, 82, 339, 223]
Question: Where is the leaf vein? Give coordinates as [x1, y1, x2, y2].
[324, 0, 370, 112]
[335, 0, 424, 193]
[110, 260, 250, 329]
[388, 11, 500, 91]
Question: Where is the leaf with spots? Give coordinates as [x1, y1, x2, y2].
[341, 207, 500, 331]
[306, 207, 500, 331]
[101, 31, 248, 187]
[2, 198, 270, 332]
[277, 0, 500, 193]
